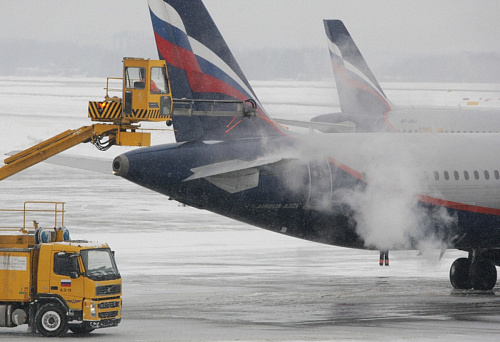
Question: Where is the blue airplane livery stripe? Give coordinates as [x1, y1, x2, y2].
[150, 6, 259, 106]
[150, 9, 192, 53]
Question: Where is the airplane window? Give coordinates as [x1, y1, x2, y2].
[444, 171, 449, 180]
[454, 171, 459, 180]
[464, 171, 469, 180]
[484, 170, 490, 180]
[434, 171, 439, 181]
[495, 170, 500, 180]
[474, 170, 479, 180]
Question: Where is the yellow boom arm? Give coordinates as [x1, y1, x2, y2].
[0, 58, 255, 182]
[0, 124, 150, 181]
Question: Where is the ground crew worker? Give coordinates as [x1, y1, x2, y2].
[379, 250, 389, 266]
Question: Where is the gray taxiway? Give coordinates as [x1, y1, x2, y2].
[1, 167, 500, 341]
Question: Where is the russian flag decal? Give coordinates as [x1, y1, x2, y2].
[61, 279, 71, 287]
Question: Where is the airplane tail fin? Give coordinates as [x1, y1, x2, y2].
[324, 20, 392, 114]
[148, 0, 283, 142]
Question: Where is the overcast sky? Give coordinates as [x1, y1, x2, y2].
[2, 0, 500, 65]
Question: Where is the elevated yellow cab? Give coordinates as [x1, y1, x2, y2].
[0, 57, 255, 181]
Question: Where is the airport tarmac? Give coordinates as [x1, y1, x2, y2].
[1, 78, 500, 340]
[2, 167, 500, 341]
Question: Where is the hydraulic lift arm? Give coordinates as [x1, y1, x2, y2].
[0, 124, 149, 181]
[1, 58, 256, 182]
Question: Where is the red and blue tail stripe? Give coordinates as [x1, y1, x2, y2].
[324, 20, 392, 117]
[148, 0, 283, 141]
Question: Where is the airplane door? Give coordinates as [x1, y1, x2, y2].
[306, 159, 333, 209]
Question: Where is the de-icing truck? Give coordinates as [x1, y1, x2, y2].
[0, 202, 122, 337]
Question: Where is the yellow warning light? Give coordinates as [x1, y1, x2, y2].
[98, 102, 108, 110]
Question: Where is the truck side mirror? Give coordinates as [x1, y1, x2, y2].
[69, 271, 80, 279]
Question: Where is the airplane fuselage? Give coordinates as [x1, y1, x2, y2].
[388, 108, 500, 133]
[311, 107, 500, 134]
[114, 132, 500, 252]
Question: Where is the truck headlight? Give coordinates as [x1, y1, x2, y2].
[90, 303, 97, 318]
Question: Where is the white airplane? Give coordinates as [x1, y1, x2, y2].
[108, 0, 500, 292]
[11, 0, 498, 292]
[277, 20, 500, 134]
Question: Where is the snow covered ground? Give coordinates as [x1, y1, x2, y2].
[1, 77, 500, 341]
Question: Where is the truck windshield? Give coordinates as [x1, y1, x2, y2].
[81, 248, 120, 281]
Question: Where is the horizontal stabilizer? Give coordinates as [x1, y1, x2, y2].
[184, 156, 297, 181]
[44, 154, 112, 174]
[274, 118, 356, 133]
[184, 156, 298, 193]
[6, 151, 112, 175]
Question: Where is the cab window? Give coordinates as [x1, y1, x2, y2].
[54, 253, 79, 276]
[125, 67, 146, 89]
[150, 67, 169, 94]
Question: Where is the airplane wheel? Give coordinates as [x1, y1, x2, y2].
[450, 258, 472, 289]
[470, 259, 497, 291]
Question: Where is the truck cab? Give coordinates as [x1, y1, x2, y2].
[35, 241, 122, 335]
[0, 201, 122, 337]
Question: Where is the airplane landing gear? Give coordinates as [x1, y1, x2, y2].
[450, 251, 498, 291]
[450, 258, 472, 289]
[470, 259, 497, 290]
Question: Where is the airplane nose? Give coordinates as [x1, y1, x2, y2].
[113, 154, 129, 177]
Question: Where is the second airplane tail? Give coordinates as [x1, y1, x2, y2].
[324, 20, 392, 115]
[148, 0, 283, 142]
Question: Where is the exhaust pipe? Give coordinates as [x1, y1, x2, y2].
[113, 155, 129, 177]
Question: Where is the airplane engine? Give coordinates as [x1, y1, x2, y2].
[305, 159, 334, 210]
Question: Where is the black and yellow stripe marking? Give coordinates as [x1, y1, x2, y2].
[89, 102, 170, 123]
[88, 101, 122, 122]
[130, 109, 168, 121]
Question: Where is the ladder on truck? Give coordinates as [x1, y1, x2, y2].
[0, 58, 256, 181]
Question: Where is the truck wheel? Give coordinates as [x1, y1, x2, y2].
[35, 303, 69, 337]
[69, 325, 95, 334]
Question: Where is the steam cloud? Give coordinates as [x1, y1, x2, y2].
[299, 133, 458, 251]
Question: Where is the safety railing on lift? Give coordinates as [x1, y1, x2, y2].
[0, 201, 65, 232]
